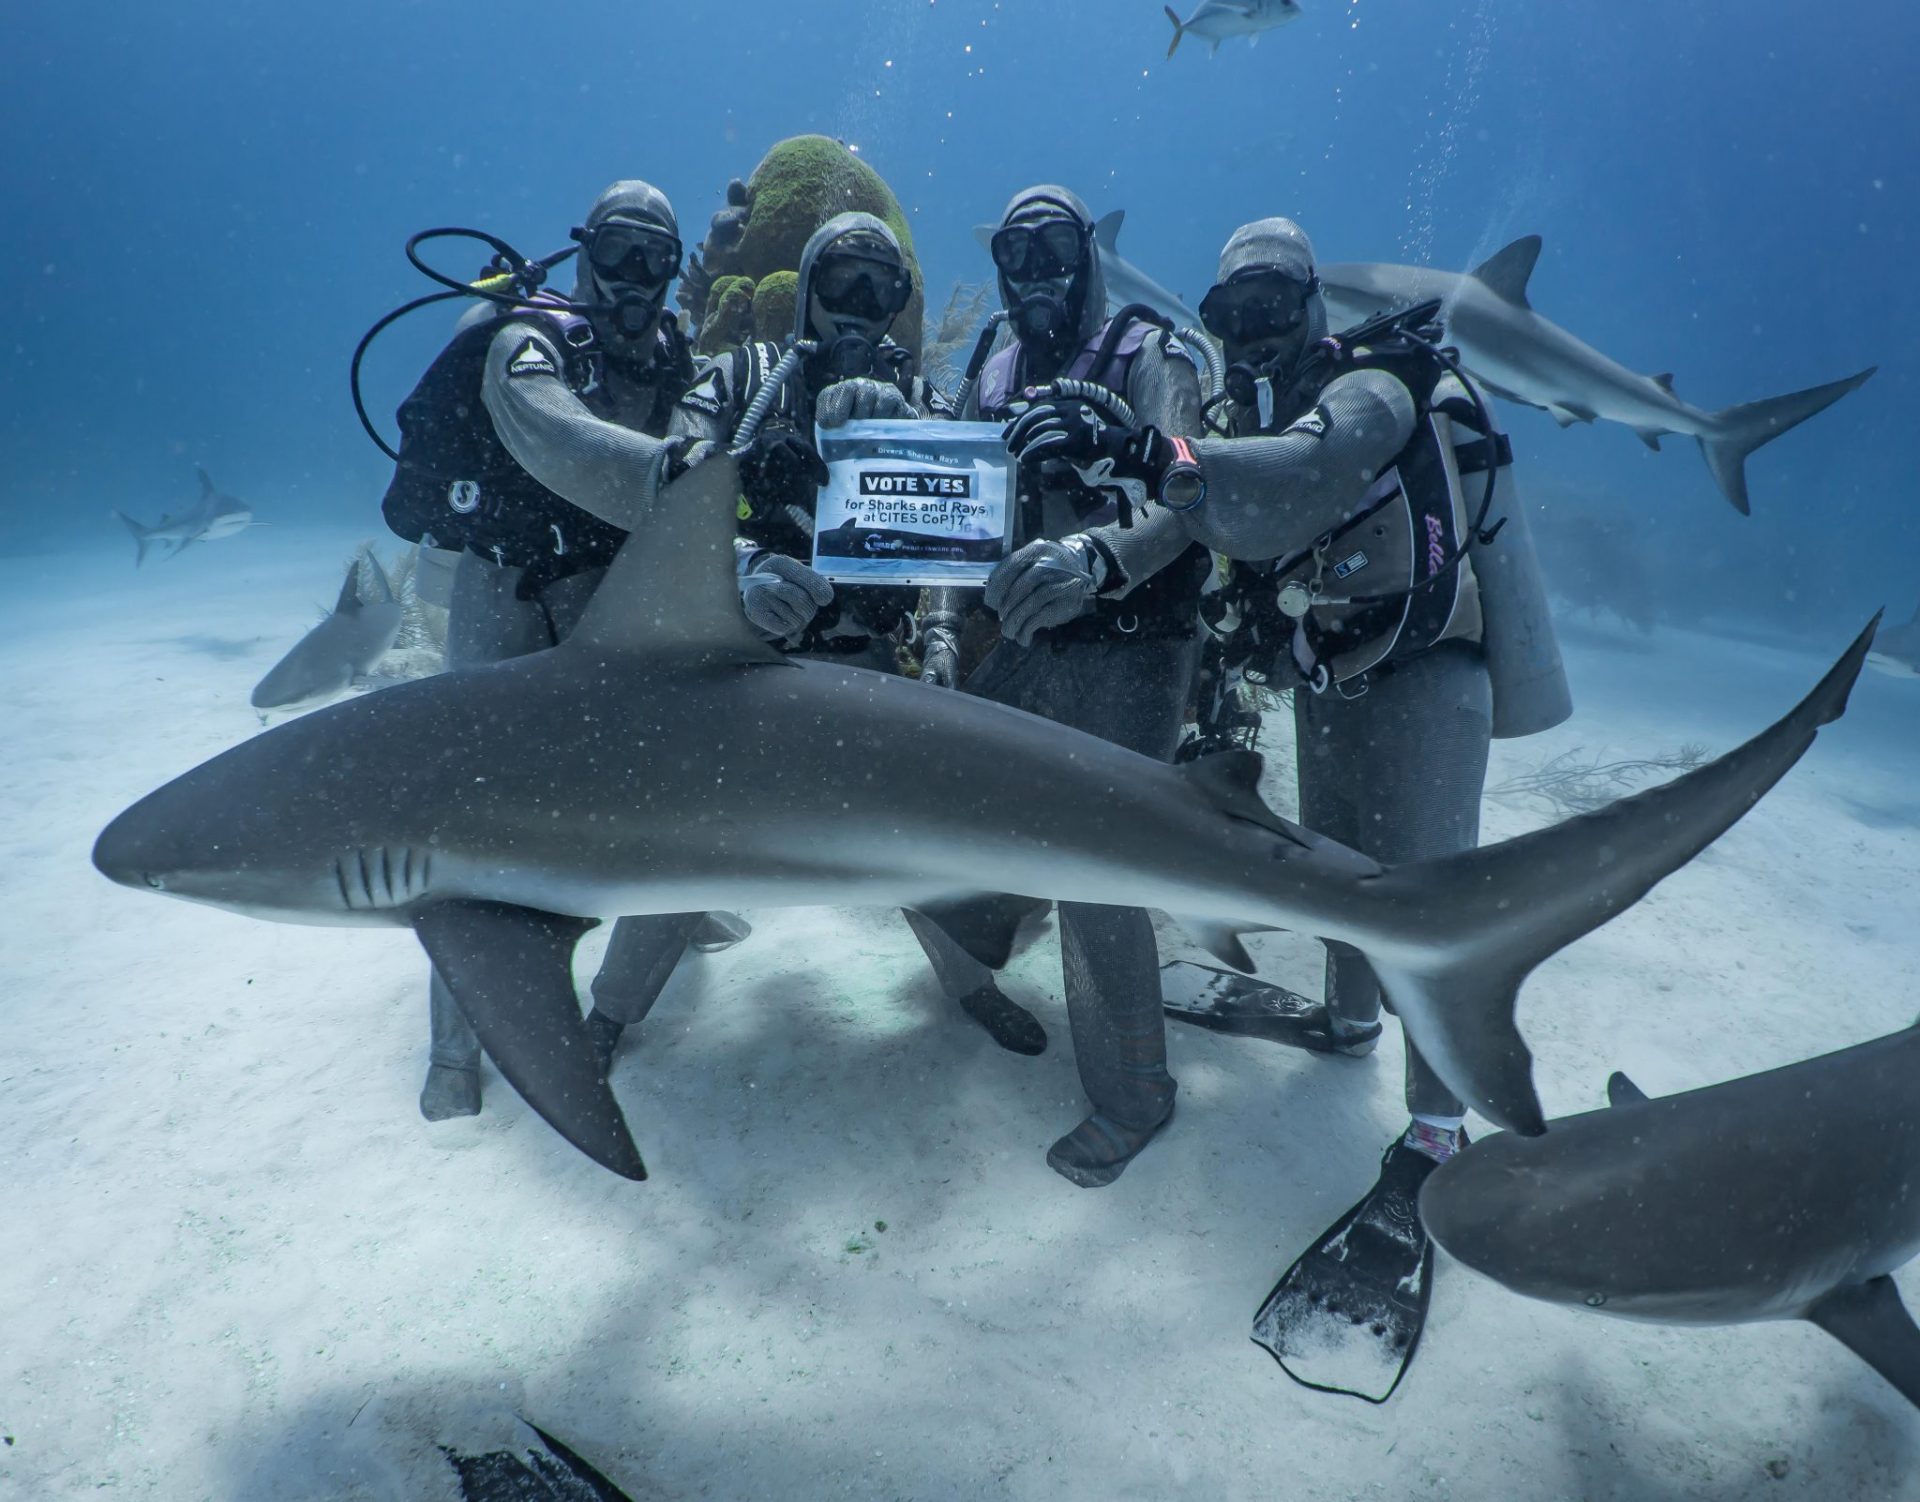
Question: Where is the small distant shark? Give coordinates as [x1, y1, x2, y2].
[251, 551, 405, 711]
[113, 466, 254, 565]
[1865, 596, 1920, 678]
[1422, 1026, 1920, 1411]
[1164, 0, 1302, 58]
[1318, 237, 1876, 514]
[972, 209, 1204, 331]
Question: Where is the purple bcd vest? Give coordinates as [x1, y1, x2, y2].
[974, 317, 1157, 417]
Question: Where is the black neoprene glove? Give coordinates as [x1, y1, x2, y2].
[1002, 399, 1198, 518]
[737, 428, 828, 514]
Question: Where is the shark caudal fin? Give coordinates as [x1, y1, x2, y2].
[1164, 6, 1185, 57]
[1699, 367, 1876, 514]
[112, 510, 153, 567]
[1362, 618, 1878, 1136]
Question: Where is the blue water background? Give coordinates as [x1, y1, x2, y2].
[3, 0, 1914, 631]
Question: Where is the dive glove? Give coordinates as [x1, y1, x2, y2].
[736, 427, 828, 512]
[738, 551, 835, 641]
[815, 377, 916, 428]
[1002, 399, 1204, 517]
[983, 535, 1112, 647]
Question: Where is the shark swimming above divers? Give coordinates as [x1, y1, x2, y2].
[1319, 237, 1876, 514]
[1421, 1025, 1920, 1411]
[112, 466, 255, 565]
[92, 452, 1878, 1180]
[251, 550, 405, 712]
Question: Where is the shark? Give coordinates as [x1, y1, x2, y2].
[1865, 595, 1920, 678]
[112, 466, 255, 565]
[91, 452, 1877, 1181]
[1163, 1, 1302, 58]
[251, 551, 406, 711]
[1318, 237, 1877, 514]
[1420, 1026, 1920, 1411]
[973, 210, 1205, 332]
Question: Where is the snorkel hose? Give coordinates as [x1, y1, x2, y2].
[350, 227, 585, 463]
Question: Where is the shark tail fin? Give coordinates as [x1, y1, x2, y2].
[112, 510, 151, 567]
[1698, 367, 1876, 514]
[1360, 618, 1876, 1136]
[1164, 5, 1184, 56]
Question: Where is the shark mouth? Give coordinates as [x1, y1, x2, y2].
[332, 846, 434, 912]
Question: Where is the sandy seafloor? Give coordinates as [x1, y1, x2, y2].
[2, 528, 1917, 1502]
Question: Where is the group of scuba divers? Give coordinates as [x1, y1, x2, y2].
[373, 175, 1573, 1397]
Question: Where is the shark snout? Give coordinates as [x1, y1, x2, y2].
[92, 804, 167, 892]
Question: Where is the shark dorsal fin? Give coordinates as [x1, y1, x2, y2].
[973, 223, 996, 252]
[566, 451, 786, 664]
[364, 550, 396, 605]
[1652, 372, 1676, 392]
[333, 555, 367, 614]
[1468, 236, 1542, 309]
[196, 466, 216, 499]
[1093, 210, 1125, 253]
[1605, 1072, 1649, 1107]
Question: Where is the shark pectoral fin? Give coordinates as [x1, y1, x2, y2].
[1546, 403, 1597, 427]
[566, 453, 785, 665]
[1467, 236, 1541, 309]
[1804, 1276, 1920, 1410]
[1605, 1071, 1648, 1106]
[1631, 428, 1664, 452]
[413, 900, 646, 1181]
[910, 892, 1047, 969]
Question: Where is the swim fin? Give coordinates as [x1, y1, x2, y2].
[443, 1417, 633, 1501]
[1160, 960, 1383, 1056]
[1251, 1134, 1458, 1403]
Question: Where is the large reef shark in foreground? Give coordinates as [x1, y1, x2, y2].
[92, 454, 1877, 1180]
[1319, 237, 1876, 514]
[1421, 1026, 1920, 1410]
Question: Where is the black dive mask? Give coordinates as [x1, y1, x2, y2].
[812, 253, 912, 323]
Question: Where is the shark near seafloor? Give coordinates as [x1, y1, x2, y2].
[92, 452, 1879, 1180]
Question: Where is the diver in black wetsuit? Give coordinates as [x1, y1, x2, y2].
[379, 180, 749, 1121]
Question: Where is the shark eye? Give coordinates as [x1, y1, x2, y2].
[1584, 1293, 1608, 1307]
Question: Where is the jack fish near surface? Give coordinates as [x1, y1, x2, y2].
[92, 453, 1878, 1181]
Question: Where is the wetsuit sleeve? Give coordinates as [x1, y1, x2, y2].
[1078, 333, 1207, 598]
[1180, 366, 1417, 563]
[480, 323, 669, 530]
[667, 353, 741, 445]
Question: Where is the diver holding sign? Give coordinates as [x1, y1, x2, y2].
[660, 210, 1050, 1060]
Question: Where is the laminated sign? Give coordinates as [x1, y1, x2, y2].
[812, 419, 1014, 587]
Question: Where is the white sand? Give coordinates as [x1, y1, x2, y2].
[2, 537, 1917, 1500]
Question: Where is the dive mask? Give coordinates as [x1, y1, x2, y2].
[571, 221, 683, 288]
[1199, 268, 1321, 345]
[989, 219, 1088, 282]
[812, 253, 913, 322]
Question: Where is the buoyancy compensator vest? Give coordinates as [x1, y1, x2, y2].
[1214, 301, 1512, 692]
[976, 309, 1211, 642]
[379, 296, 692, 595]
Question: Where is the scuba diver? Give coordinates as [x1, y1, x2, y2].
[942, 184, 1210, 1189]
[646, 210, 1051, 1064]
[1024, 215, 1570, 1396]
[377, 180, 749, 1121]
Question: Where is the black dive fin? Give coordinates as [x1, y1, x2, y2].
[444, 1419, 634, 1501]
[1160, 960, 1383, 1055]
[1804, 1276, 1920, 1411]
[1251, 1137, 1452, 1403]
[414, 900, 646, 1181]
[910, 892, 1048, 970]
[1605, 1071, 1648, 1106]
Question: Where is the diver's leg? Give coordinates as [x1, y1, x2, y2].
[1025, 633, 1198, 1186]
[901, 908, 1048, 1056]
[419, 966, 483, 1120]
[584, 912, 710, 1071]
[420, 552, 551, 1114]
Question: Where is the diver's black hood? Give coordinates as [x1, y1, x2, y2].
[794, 211, 908, 344]
[994, 184, 1108, 355]
[572, 179, 680, 351]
